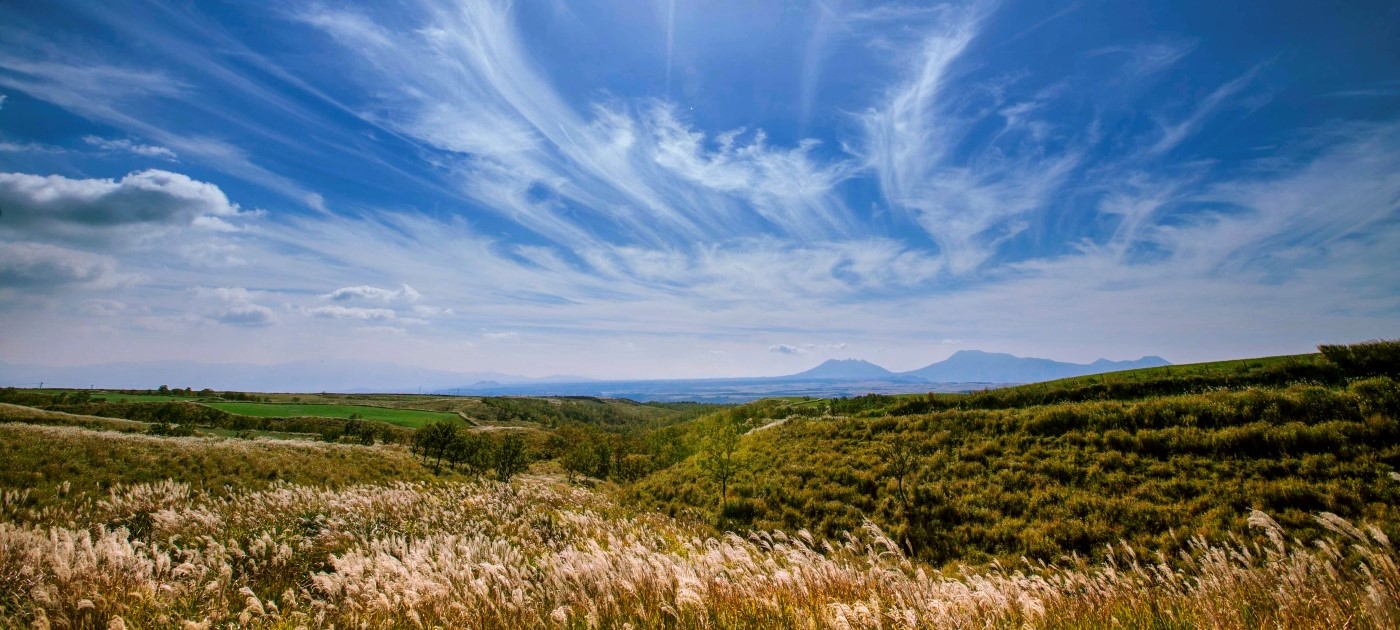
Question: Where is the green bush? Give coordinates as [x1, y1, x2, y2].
[1320, 339, 1400, 377]
[1351, 377, 1400, 418]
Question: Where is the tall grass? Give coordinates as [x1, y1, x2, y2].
[0, 423, 440, 509]
[4, 451, 1399, 628]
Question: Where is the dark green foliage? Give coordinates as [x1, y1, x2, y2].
[448, 431, 490, 476]
[1320, 339, 1400, 377]
[415, 421, 460, 473]
[494, 433, 528, 482]
[544, 421, 696, 483]
[628, 379, 1400, 568]
[697, 416, 744, 509]
[1352, 377, 1400, 418]
[471, 396, 722, 429]
[886, 355, 1345, 415]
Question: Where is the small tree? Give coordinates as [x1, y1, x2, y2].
[561, 441, 597, 482]
[880, 438, 924, 512]
[446, 430, 488, 475]
[698, 418, 744, 508]
[416, 421, 459, 474]
[494, 433, 528, 482]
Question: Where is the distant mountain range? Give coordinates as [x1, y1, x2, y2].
[794, 350, 1170, 383]
[446, 351, 1172, 402]
[0, 350, 1170, 402]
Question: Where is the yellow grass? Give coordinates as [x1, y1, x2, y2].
[3, 428, 1399, 629]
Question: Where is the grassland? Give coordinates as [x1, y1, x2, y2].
[199, 401, 457, 427]
[2, 423, 1398, 629]
[0, 422, 443, 509]
[3, 342, 1399, 628]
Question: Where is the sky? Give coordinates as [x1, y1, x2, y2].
[0, 0, 1397, 382]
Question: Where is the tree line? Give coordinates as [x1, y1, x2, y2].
[411, 421, 530, 481]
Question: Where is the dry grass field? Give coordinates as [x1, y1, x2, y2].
[2, 423, 1399, 629]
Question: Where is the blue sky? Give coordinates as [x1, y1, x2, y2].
[0, 0, 1397, 380]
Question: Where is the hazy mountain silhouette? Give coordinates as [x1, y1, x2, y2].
[900, 350, 1170, 382]
[787, 359, 895, 380]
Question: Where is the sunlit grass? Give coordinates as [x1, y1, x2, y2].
[3, 454, 1398, 629]
[200, 401, 457, 427]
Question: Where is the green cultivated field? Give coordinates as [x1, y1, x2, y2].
[199, 401, 456, 427]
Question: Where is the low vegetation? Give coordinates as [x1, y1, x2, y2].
[631, 343, 1400, 567]
[0, 402, 147, 433]
[2, 339, 1398, 628]
[4, 461, 1400, 628]
[0, 423, 440, 509]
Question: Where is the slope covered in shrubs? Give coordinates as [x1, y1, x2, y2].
[628, 342, 1400, 567]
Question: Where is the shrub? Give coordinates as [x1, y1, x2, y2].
[1320, 339, 1400, 377]
[1351, 377, 1400, 418]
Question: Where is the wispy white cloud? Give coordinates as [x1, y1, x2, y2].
[188, 286, 278, 327]
[75, 298, 126, 317]
[861, 0, 1088, 275]
[214, 303, 275, 327]
[1, 1, 1397, 380]
[769, 342, 849, 355]
[798, 0, 840, 128]
[662, 0, 676, 95]
[305, 305, 397, 321]
[1149, 66, 1262, 155]
[0, 32, 326, 211]
[1084, 40, 1196, 78]
[295, 1, 855, 247]
[359, 325, 407, 336]
[325, 284, 421, 303]
[0, 140, 63, 153]
[83, 135, 177, 159]
[412, 304, 454, 317]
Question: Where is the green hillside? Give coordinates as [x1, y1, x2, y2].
[627, 342, 1400, 567]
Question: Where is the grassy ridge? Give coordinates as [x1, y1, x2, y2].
[629, 352, 1400, 567]
[0, 402, 148, 432]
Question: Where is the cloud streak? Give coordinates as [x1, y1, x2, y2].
[296, 1, 856, 248]
[0, 0, 1396, 378]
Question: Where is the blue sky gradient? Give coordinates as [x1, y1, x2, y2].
[1, 0, 1397, 379]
